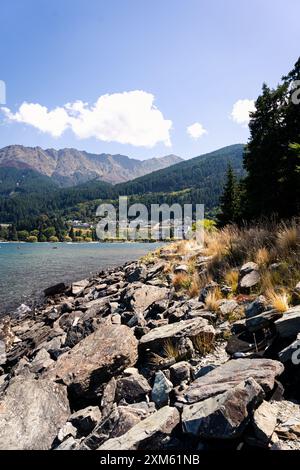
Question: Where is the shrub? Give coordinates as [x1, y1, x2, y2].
[26, 235, 38, 243]
[48, 236, 59, 242]
[18, 230, 29, 241]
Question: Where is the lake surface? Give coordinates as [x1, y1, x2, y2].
[0, 242, 161, 315]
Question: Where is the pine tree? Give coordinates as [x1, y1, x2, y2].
[217, 164, 238, 226]
[69, 226, 75, 241]
[241, 57, 300, 221]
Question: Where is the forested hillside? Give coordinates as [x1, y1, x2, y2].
[0, 144, 245, 231]
[116, 144, 245, 196]
[0, 167, 58, 196]
[218, 58, 300, 225]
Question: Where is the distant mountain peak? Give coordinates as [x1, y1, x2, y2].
[0, 145, 183, 186]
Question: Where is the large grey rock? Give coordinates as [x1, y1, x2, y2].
[246, 310, 282, 332]
[182, 378, 263, 439]
[116, 373, 151, 403]
[239, 270, 260, 291]
[253, 400, 277, 445]
[101, 378, 117, 418]
[275, 307, 300, 338]
[69, 406, 102, 436]
[272, 400, 300, 439]
[151, 371, 173, 408]
[278, 333, 300, 363]
[72, 279, 89, 296]
[54, 436, 81, 450]
[47, 324, 138, 399]
[245, 296, 267, 319]
[170, 361, 192, 386]
[180, 358, 284, 404]
[125, 283, 168, 313]
[125, 265, 147, 283]
[109, 407, 142, 438]
[80, 406, 120, 449]
[0, 340, 6, 366]
[139, 318, 215, 354]
[0, 376, 70, 449]
[240, 262, 259, 276]
[98, 406, 180, 450]
[30, 348, 54, 373]
[219, 300, 238, 316]
[57, 422, 77, 443]
[44, 282, 66, 297]
[81, 402, 155, 450]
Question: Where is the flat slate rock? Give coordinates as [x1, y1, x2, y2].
[139, 318, 215, 353]
[182, 378, 263, 439]
[179, 358, 284, 404]
[47, 323, 138, 399]
[0, 376, 70, 450]
[275, 307, 300, 338]
[98, 406, 180, 450]
[253, 400, 277, 444]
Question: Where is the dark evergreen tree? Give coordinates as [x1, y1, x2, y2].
[241, 57, 300, 221]
[69, 226, 75, 240]
[217, 164, 238, 226]
[7, 224, 18, 241]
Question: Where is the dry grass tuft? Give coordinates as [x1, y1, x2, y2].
[192, 332, 215, 356]
[255, 247, 272, 267]
[205, 287, 223, 312]
[277, 224, 299, 255]
[187, 273, 201, 298]
[163, 339, 181, 360]
[172, 272, 191, 291]
[224, 269, 239, 294]
[266, 288, 290, 313]
[175, 240, 190, 255]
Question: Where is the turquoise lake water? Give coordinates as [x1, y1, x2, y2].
[0, 242, 161, 315]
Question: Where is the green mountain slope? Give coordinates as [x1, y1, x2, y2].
[0, 167, 58, 197]
[0, 144, 245, 226]
[116, 144, 245, 211]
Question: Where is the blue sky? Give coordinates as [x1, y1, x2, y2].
[0, 0, 299, 159]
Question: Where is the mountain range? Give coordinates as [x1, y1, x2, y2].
[0, 143, 246, 226]
[0, 145, 183, 186]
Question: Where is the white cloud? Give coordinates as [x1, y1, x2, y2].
[230, 99, 256, 126]
[187, 122, 207, 140]
[1, 90, 172, 148]
[2, 103, 70, 138]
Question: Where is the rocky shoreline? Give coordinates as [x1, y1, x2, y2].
[0, 243, 300, 450]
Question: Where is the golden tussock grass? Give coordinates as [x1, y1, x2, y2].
[187, 273, 201, 298]
[224, 269, 239, 293]
[255, 247, 272, 267]
[205, 287, 223, 312]
[266, 288, 290, 312]
[277, 224, 299, 255]
[192, 332, 215, 356]
[163, 339, 182, 360]
[172, 272, 191, 291]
